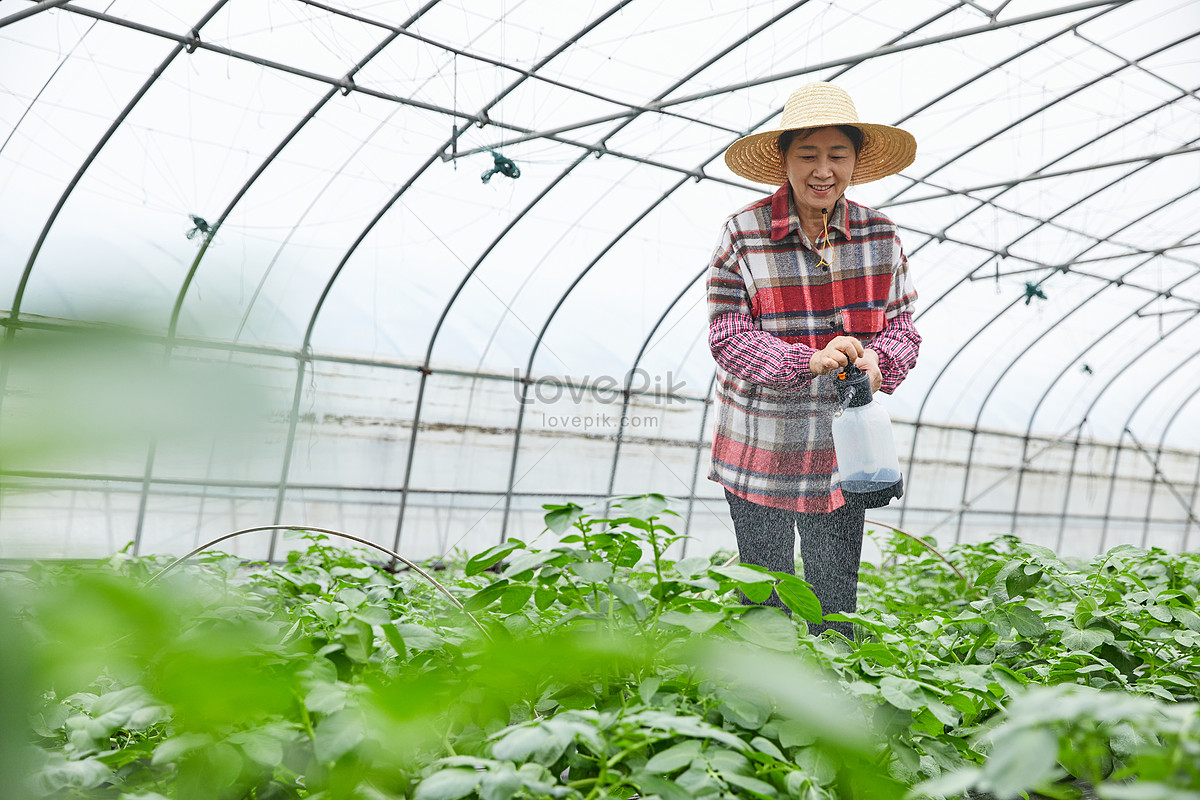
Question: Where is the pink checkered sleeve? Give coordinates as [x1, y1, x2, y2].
[707, 218, 816, 390]
[868, 311, 921, 394]
[709, 312, 817, 390]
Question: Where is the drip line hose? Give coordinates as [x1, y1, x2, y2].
[144, 524, 491, 638]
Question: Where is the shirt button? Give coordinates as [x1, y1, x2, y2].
[828, 321, 838, 330]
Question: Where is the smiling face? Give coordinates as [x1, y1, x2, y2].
[781, 126, 858, 218]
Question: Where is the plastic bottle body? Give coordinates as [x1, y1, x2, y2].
[831, 401, 902, 495]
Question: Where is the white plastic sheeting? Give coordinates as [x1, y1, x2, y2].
[1, 0, 1198, 559]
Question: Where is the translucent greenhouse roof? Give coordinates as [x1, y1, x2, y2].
[1, 0, 1198, 560]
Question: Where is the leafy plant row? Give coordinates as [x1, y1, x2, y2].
[2, 495, 1199, 800]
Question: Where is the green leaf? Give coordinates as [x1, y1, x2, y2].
[711, 564, 776, 584]
[1147, 604, 1174, 623]
[491, 725, 550, 762]
[313, 710, 365, 763]
[776, 718, 817, 748]
[871, 703, 911, 738]
[795, 746, 837, 787]
[1172, 606, 1200, 633]
[1005, 564, 1043, 598]
[466, 540, 524, 576]
[414, 768, 483, 800]
[151, 733, 211, 766]
[336, 587, 367, 608]
[1061, 626, 1114, 652]
[740, 580, 776, 604]
[658, 609, 724, 634]
[1008, 604, 1046, 637]
[499, 584, 534, 614]
[639, 677, 662, 705]
[637, 775, 695, 800]
[980, 727, 1059, 798]
[543, 504, 583, 534]
[879, 676, 928, 711]
[36, 754, 111, 792]
[646, 739, 702, 773]
[773, 573, 823, 622]
[913, 767, 982, 799]
[502, 551, 552, 579]
[1098, 642, 1142, 678]
[464, 580, 510, 612]
[614, 493, 671, 519]
[716, 686, 771, 730]
[353, 605, 392, 625]
[304, 682, 348, 714]
[730, 607, 797, 652]
[479, 766, 523, 800]
[1097, 783, 1200, 800]
[674, 556, 710, 577]
[1074, 596, 1100, 629]
[975, 561, 1004, 587]
[750, 735, 784, 761]
[391, 623, 443, 652]
[533, 585, 558, 611]
[925, 699, 958, 728]
[571, 561, 613, 582]
[227, 728, 285, 767]
[721, 769, 779, 797]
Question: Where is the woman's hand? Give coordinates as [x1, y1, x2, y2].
[856, 348, 883, 393]
[809, 336, 864, 375]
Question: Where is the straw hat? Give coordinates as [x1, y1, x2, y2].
[724, 82, 916, 186]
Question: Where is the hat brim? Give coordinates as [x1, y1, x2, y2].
[724, 122, 917, 186]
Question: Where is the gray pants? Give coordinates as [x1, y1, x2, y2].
[724, 489, 865, 639]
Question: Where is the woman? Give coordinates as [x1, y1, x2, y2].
[707, 82, 922, 639]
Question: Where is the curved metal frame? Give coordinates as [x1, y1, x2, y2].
[397, 0, 819, 547]
[3, 0, 1199, 557]
[895, 75, 1200, 528]
[1143, 374, 1200, 547]
[1095, 323, 1200, 550]
[949, 167, 1200, 541]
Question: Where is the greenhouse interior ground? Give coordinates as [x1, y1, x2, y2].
[2, 1, 1200, 799]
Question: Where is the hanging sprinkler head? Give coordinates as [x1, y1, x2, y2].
[481, 150, 520, 184]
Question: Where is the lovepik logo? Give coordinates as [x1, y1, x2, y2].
[513, 369, 686, 405]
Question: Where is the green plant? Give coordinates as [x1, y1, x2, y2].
[5, 499, 1200, 800]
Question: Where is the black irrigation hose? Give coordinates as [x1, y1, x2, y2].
[145, 524, 491, 637]
[865, 516, 971, 587]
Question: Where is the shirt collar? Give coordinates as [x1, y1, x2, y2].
[769, 183, 851, 244]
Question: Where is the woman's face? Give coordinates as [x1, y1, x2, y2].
[781, 126, 857, 215]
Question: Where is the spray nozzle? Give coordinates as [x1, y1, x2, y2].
[834, 363, 872, 411]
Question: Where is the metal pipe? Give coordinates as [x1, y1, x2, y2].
[0, 0, 70, 30]
[886, 145, 1200, 206]
[291, 0, 744, 140]
[629, 0, 1135, 116]
[1142, 372, 1200, 547]
[954, 169, 1200, 542]
[1125, 427, 1200, 539]
[143, 523, 490, 637]
[501, 184, 685, 538]
[682, 372, 719, 557]
[604, 267, 706, 505]
[896, 83, 1200, 527]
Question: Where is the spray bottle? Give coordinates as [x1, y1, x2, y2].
[831, 364, 904, 508]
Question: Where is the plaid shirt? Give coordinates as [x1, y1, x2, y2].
[707, 184, 921, 512]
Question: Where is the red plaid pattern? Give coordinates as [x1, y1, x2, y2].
[707, 184, 921, 512]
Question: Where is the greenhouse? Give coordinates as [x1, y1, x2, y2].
[2, 1, 1199, 799]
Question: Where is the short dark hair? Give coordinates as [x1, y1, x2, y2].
[777, 125, 864, 156]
